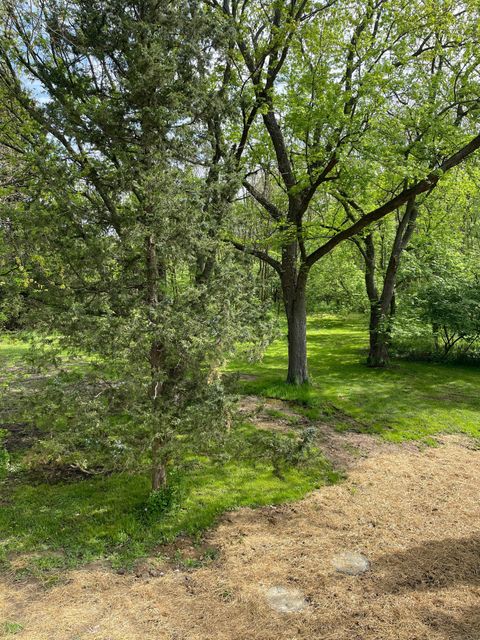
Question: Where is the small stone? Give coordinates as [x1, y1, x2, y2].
[265, 586, 307, 613]
[333, 551, 370, 575]
[87, 626, 101, 634]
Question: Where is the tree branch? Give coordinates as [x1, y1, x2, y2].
[243, 179, 283, 220]
[306, 132, 480, 266]
[226, 238, 282, 274]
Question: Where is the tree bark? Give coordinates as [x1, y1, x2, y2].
[151, 434, 167, 491]
[362, 233, 389, 367]
[285, 289, 308, 384]
[145, 233, 169, 489]
[151, 465, 167, 491]
[432, 322, 440, 354]
[281, 248, 309, 384]
[367, 303, 389, 367]
[364, 198, 418, 367]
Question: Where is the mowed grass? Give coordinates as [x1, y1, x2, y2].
[2, 313, 479, 581]
[230, 315, 480, 442]
[0, 335, 29, 367]
[0, 453, 334, 582]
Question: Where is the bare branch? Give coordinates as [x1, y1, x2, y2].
[243, 179, 283, 220]
[226, 238, 282, 274]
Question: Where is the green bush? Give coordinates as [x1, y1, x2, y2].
[139, 475, 182, 524]
[233, 424, 318, 479]
[392, 278, 480, 362]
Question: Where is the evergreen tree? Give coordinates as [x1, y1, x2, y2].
[0, 0, 267, 488]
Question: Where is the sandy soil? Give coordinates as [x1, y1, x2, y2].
[1, 428, 479, 639]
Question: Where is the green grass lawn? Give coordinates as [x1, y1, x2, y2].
[0, 452, 334, 583]
[2, 313, 479, 582]
[230, 314, 480, 442]
[0, 334, 29, 367]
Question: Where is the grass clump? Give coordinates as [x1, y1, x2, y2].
[1, 622, 24, 636]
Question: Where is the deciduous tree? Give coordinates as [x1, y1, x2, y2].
[212, 0, 480, 382]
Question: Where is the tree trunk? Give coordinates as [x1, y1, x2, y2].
[432, 322, 440, 354]
[282, 261, 309, 385]
[364, 198, 418, 367]
[286, 294, 308, 384]
[367, 304, 389, 367]
[151, 435, 167, 491]
[151, 461, 167, 491]
[367, 273, 395, 368]
[362, 233, 390, 367]
[146, 233, 169, 490]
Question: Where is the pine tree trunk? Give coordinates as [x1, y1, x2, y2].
[146, 233, 169, 490]
[151, 435, 167, 491]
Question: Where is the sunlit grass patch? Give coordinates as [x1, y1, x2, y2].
[0, 335, 29, 366]
[2, 313, 479, 581]
[230, 314, 480, 442]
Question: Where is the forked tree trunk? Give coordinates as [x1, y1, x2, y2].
[362, 234, 390, 367]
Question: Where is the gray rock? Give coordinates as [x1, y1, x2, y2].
[333, 551, 370, 575]
[265, 586, 307, 613]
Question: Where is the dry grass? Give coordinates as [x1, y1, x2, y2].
[2, 437, 479, 640]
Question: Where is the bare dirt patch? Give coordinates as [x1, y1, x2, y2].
[0, 423, 39, 453]
[237, 395, 413, 470]
[237, 395, 309, 433]
[1, 441, 479, 640]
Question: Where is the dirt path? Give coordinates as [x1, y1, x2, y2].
[1, 407, 479, 639]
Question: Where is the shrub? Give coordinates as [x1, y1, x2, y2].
[139, 474, 182, 524]
[419, 279, 480, 358]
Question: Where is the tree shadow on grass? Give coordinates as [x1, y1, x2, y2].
[235, 315, 480, 440]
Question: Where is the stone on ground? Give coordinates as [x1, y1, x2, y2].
[332, 551, 370, 575]
[265, 586, 307, 613]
